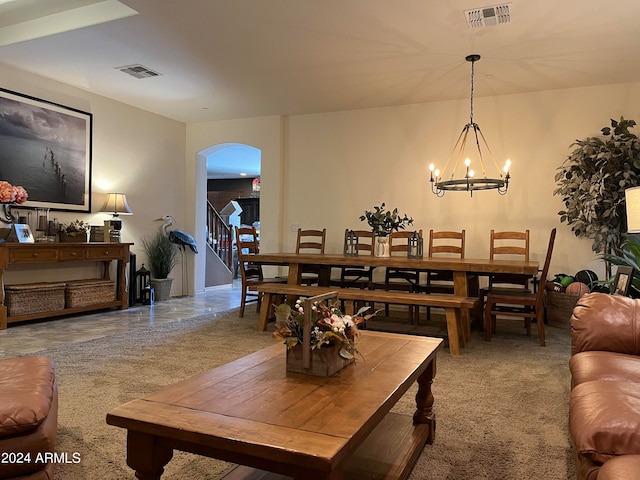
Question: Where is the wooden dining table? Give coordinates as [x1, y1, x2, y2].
[250, 252, 539, 297]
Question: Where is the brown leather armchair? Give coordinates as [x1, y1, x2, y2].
[0, 357, 58, 480]
[570, 293, 640, 480]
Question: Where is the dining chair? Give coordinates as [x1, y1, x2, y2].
[372, 230, 423, 322]
[423, 230, 465, 321]
[485, 228, 556, 346]
[477, 229, 532, 329]
[235, 226, 285, 317]
[296, 228, 327, 285]
[336, 229, 375, 289]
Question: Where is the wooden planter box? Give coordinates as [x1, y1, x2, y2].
[286, 343, 353, 377]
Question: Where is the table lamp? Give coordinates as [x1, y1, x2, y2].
[100, 193, 132, 242]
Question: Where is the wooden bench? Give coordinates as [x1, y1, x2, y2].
[252, 284, 478, 355]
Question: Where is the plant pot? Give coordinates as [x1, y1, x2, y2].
[375, 236, 390, 257]
[150, 278, 173, 301]
[286, 343, 353, 377]
[60, 232, 89, 242]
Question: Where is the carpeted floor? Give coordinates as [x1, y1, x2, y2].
[23, 309, 574, 479]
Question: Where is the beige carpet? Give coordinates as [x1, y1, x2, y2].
[25, 309, 574, 479]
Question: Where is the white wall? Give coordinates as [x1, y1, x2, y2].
[0, 64, 187, 291]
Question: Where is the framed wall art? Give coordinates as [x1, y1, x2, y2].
[0, 88, 92, 212]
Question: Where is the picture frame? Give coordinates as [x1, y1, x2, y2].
[611, 266, 635, 296]
[6, 224, 34, 243]
[0, 88, 92, 213]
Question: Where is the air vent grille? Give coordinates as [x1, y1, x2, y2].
[464, 3, 511, 29]
[116, 64, 161, 79]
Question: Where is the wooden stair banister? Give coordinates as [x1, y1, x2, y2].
[206, 200, 233, 272]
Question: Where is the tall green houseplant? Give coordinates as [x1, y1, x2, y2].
[554, 117, 640, 258]
[142, 230, 178, 279]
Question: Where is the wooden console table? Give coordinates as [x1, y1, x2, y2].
[0, 242, 132, 329]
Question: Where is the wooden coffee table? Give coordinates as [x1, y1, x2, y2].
[106, 331, 443, 480]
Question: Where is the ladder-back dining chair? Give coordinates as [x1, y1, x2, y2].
[372, 229, 423, 322]
[485, 228, 556, 346]
[423, 230, 465, 321]
[336, 229, 375, 289]
[478, 229, 531, 328]
[296, 228, 327, 285]
[235, 226, 285, 317]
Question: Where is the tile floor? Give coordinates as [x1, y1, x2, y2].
[0, 281, 243, 358]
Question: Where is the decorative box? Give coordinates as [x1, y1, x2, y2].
[5, 282, 66, 317]
[286, 344, 353, 377]
[65, 279, 116, 308]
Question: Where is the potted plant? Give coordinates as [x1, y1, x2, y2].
[554, 117, 640, 275]
[142, 230, 178, 301]
[359, 202, 413, 257]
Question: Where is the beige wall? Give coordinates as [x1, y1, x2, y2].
[0, 64, 187, 292]
[4, 60, 640, 294]
[278, 83, 640, 281]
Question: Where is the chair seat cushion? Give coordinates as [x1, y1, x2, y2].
[570, 380, 640, 464]
[0, 356, 56, 438]
[570, 351, 640, 388]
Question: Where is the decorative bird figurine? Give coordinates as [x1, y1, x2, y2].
[156, 215, 198, 253]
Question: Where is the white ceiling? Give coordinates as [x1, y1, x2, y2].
[1, 0, 640, 177]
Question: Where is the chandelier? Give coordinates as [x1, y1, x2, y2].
[429, 54, 511, 197]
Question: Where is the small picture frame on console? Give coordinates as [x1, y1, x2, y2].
[611, 266, 635, 296]
[7, 224, 35, 243]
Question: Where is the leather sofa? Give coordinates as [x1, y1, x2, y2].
[570, 293, 640, 480]
[0, 357, 58, 480]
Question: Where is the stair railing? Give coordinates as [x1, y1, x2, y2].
[206, 200, 233, 272]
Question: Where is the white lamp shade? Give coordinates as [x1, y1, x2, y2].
[100, 193, 132, 216]
[625, 186, 640, 233]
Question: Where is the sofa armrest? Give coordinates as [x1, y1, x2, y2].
[571, 293, 640, 356]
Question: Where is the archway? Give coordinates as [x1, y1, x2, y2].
[198, 143, 262, 288]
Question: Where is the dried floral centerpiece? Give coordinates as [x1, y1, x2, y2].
[59, 219, 91, 242]
[273, 292, 377, 376]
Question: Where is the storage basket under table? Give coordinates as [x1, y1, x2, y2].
[65, 279, 116, 308]
[544, 290, 579, 329]
[5, 282, 66, 317]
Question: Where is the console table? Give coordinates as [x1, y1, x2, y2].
[0, 242, 132, 329]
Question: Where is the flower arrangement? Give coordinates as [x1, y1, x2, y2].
[359, 202, 413, 237]
[60, 219, 91, 237]
[273, 299, 377, 360]
[0, 181, 28, 204]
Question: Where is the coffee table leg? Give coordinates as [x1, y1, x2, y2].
[413, 358, 436, 444]
[126, 430, 173, 480]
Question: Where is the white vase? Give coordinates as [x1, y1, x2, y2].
[375, 236, 390, 257]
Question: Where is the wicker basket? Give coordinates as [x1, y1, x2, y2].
[65, 279, 116, 308]
[5, 282, 66, 317]
[544, 290, 579, 329]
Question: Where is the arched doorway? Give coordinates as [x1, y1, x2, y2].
[200, 143, 261, 288]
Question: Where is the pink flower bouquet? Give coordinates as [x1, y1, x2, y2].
[0, 181, 28, 204]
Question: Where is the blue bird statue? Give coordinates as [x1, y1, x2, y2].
[157, 215, 198, 253]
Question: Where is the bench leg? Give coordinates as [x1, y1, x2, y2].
[258, 292, 275, 331]
[444, 308, 461, 355]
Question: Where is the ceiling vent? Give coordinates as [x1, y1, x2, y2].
[116, 64, 161, 79]
[464, 3, 511, 29]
